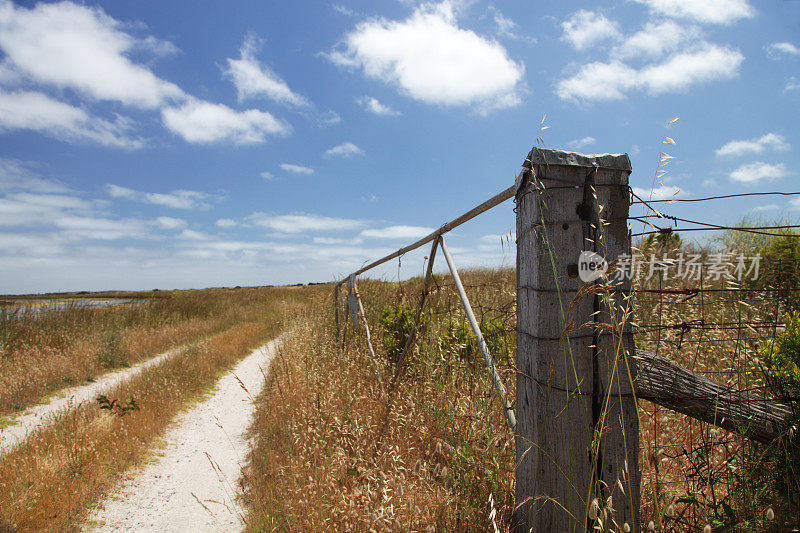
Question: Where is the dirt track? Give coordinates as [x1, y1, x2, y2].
[85, 339, 279, 532]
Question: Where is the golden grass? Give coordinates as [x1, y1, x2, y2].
[242, 269, 517, 531]
[242, 250, 792, 530]
[0, 285, 318, 532]
[0, 287, 286, 416]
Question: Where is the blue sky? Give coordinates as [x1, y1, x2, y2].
[0, 0, 798, 293]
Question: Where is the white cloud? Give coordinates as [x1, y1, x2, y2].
[54, 216, 150, 240]
[330, 2, 524, 110]
[107, 184, 137, 199]
[0, 168, 98, 229]
[730, 162, 789, 183]
[557, 44, 743, 101]
[767, 42, 800, 60]
[145, 191, 210, 210]
[489, 7, 536, 43]
[567, 136, 596, 150]
[162, 99, 289, 145]
[312, 236, 364, 245]
[216, 218, 237, 228]
[260, 171, 274, 180]
[177, 229, 210, 241]
[0, 90, 143, 148]
[280, 163, 314, 175]
[0, 158, 69, 193]
[247, 212, 365, 233]
[332, 5, 355, 17]
[155, 216, 187, 230]
[224, 34, 309, 107]
[360, 225, 434, 239]
[632, 184, 684, 199]
[357, 96, 401, 116]
[561, 10, 620, 51]
[11, 192, 91, 210]
[612, 21, 701, 60]
[319, 110, 342, 125]
[791, 198, 800, 210]
[0, 1, 184, 109]
[557, 61, 639, 101]
[716, 133, 790, 157]
[632, 0, 756, 25]
[752, 204, 780, 212]
[639, 45, 744, 94]
[325, 142, 364, 158]
[480, 233, 515, 242]
[786, 77, 800, 93]
[137, 35, 180, 58]
[106, 184, 211, 209]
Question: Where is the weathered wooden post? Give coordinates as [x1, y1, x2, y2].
[515, 148, 639, 532]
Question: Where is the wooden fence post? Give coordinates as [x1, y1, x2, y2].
[515, 148, 639, 532]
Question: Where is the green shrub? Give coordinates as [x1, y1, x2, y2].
[760, 312, 800, 397]
[441, 317, 508, 364]
[756, 235, 800, 313]
[378, 305, 425, 366]
[734, 312, 800, 525]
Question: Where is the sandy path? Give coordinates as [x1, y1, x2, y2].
[86, 338, 279, 532]
[0, 345, 186, 455]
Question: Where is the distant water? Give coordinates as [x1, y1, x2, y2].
[0, 299, 139, 318]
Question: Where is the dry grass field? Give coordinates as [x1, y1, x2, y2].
[241, 232, 797, 531]
[0, 285, 319, 532]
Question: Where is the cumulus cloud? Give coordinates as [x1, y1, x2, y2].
[162, 99, 289, 144]
[224, 34, 309, 107]
[357, 96, 400, 116]
[567, 136, 596, 150]
[247, 212, 365, 233]
[329, 2, 524, 111]
[631, 184, 685, 200]
[216, 218, 237, 228]
[324, 142, 364, 158]
[0, 90, 144, 148]
[729, 162, 789, 183]
[106, 184, 211, 209]
[360, 225, 433, 239]
[632, 0, 756, 25]
[280, 163, 314, 175]
[716, 133, 790, 157]
[561, 10, 620, 50]
[0, 0, 184, 109]
[557, 44, 743, 101]
[767, 42, 800, 60]
[155, 216, 187, 230]
[260, 171, 274, 180]
[612, 21, 701, 60]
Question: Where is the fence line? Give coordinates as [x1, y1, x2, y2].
[334, 184, 516, 286]
[331, 145, 800, 530]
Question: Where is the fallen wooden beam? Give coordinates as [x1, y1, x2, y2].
[633, 349, 794, 445]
